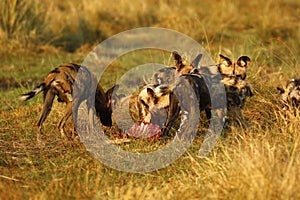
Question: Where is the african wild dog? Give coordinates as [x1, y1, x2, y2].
[277, 78, 300, 111]
[138, 73, 212, 135]
[138, 51, 214, 135]
[217, 54, 253, 123]
[20, 63, 116, 139]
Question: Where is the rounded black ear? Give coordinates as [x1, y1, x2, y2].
[172, 51, 183, 68]
[277, 87, 285, 94]
[172, 51, 181, 60]
[287, 78, 296, 84]
[105, 84, 119, 108]
[219, 54, 232, 66]
[191, 53, 203, 67]
[146, 87, 155, 98]
[245, 86, 254, 97]
[294, 78, 300, 85]
[237, 56, 251, 67]
[106, 84, 119, 100]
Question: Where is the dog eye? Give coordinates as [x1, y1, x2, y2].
[140, 100, 149, 108]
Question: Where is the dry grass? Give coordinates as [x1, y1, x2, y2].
[1, 0, 300, 199]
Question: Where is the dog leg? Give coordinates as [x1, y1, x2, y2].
[37, 89, 55, 139]
[205, 108, 212, 120]
[162, 95, 180, 136]
[58, 101, 72, 139]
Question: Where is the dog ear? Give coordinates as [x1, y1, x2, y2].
[147, 87, 155, 98]
[277, 87, 285, 94]
[287, 79, 296, 85]
[244, 86, 254, 97]
[106, 84, 119, 107]
[106, 84, 118, 99]
[219, 54, 232, 66]
[237, 56, 251, 67]
[191, 53, 203, 68]
[173, 51, 183, 70]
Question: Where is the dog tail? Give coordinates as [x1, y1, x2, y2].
[19, 82, 46, 101]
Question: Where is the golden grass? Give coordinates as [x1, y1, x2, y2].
[1, 0, 300, 199]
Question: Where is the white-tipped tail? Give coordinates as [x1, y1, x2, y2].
[19, 83, 45, 101]
[19, 95, 30, 101]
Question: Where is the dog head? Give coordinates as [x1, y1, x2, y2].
[105, 84, 120, 115]
[218, 54, 250, 80]
[173, 51, 203, 75]
[150, 67, 176, 85]
[277, 78, 300, 110]
[137, 84, 171, 126]
[94, 84, 120, 127]
[149, 52, 203, 86]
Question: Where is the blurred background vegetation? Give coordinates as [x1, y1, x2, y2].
[0, 0, 299, 55]
[1, 0, 299, 91]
